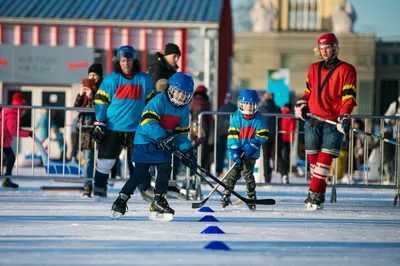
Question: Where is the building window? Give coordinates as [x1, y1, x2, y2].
[394, 54, 400, 65]
[288, 0, 318, 30]
[380, 54, 389, 65]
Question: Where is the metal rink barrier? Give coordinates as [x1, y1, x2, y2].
[1, 104, 399, 205]
[197, 111, 400, 205]
[0, 104, 131, 183]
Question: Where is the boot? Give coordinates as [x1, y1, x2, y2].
[82, 184, 92, 198]
[247, 191, 257, 211]
[150, 193, 175, 215]
[93, 185, 107, 198]
[2, 178, 18, 189]
[220, 191, 231, 208]
[304, 189, 322, 210]
[111, 193, 130, 216]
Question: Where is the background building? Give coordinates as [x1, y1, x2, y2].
[375, 41, 400, 115]
[231, 0, 376, 115]
[0, 0, 233, 154]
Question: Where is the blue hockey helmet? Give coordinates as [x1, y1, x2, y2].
[116, 45, 136, 61]
[238, 89, 260, 115]
[167, 72, 194, 107]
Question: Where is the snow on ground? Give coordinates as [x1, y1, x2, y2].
[0, 179, 400, 266]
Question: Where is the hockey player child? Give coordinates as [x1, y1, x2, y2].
[92, 45, 154, 200]
[110, 72, 197, 221]
[221, 89, 268, 211]
[295, 33, 357, 211]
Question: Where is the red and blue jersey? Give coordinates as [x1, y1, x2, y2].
[132, 93, 192, 163]
[227, 110, 268, 159]
[94, 72, 154, 132]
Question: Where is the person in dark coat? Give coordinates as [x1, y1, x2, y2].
[258, 92, 282, 183]
[147, 43, 181, 85]
[216, 93, 237, 176]
[74, 63, 103, 197]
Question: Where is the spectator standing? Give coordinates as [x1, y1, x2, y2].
[74, 63, 103, 197]
[1, 92, 32, 188]
[279, 103, 296, 184]
[258, 91, 281, 183]
[216, 92, 237, 176]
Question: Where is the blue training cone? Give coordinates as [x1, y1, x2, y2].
[201, 226, 225, 234]
[204, 241, 231, 251]
[199, 215, 219, 222]
[198, 206, 215, 213]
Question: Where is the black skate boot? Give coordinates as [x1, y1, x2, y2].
[2, 178, 19, 189]
[110, 193, 130, 219]
[247, 191, 257, 211]
[220, 191, 231, 209]
[82, 184, 92, 198]
[149, 193, 174, 221]
[93, 185, 107, 201]
[304, 190, 322, 211]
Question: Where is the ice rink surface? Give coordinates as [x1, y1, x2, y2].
[1, 179, 400, 266]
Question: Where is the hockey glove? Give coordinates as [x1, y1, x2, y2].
[158, 132, 174, 150]
[180, 149, 198, 169]
[337, 114, 351, 134]
[294, 98, 310, 121]
[230, 149, 242, 170]
[243, 140, 260, 158]
[92, 120, 107, 144]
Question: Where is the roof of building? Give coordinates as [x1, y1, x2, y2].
[0, 0, 223, 28]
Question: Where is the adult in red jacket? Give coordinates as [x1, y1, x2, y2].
[0, 92, 32, 188]
[295, 33, 357, 210]
[279, 103, 296, 184]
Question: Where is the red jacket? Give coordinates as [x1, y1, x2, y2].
[281, 107, 296, 143]
[0, 108, 30, 148]
[302, 60, 357, 120]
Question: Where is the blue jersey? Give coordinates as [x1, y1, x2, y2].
[94, 72, 154, 132]
[227, 110, 268, 159]
[133, 93, 192, 163]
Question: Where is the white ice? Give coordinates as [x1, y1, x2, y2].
[1, 178, 400, 266]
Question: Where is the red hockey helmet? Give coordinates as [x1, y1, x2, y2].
[314, 33, 339, 58]
[317, 33, 339, 46]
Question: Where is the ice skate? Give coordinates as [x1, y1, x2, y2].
[110, 193, 130, 219]
[93, 186, 107, 201]
[149, 193, 174, 222]
[247, 192, 256, 211]
[304, 190, 323, 211]
[2, 178, 19, 189]
[282, 175, 290, 184]
[220, 192, 231, 209]
[82, 184, 92, 198]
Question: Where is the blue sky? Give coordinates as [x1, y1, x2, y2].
[232, 0, 400, 41]
[351, 0, 400, 41]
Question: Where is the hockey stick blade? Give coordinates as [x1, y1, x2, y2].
[191, 162, 238, 209]
[195, 167, 275, 206]
[174, 149, 276, 206]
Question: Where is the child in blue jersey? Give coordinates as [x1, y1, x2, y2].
[221, 89, 269, 210]
[91, 45, 154, 199]
[110, 72, 197, 220]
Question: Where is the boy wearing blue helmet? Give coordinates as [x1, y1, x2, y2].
[110, 72, 197, 221]
[221, 89, 269, 210]
[92, 45, 154, 199]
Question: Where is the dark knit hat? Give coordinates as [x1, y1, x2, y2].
[88, 63, 103, 78]
[164, 43, 181, 56]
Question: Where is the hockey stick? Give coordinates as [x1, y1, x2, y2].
[307, 113, 400, 146]
[173, 149, 276, 206]
[196, 172, 224, 196]
[191, 161, 238, 209]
